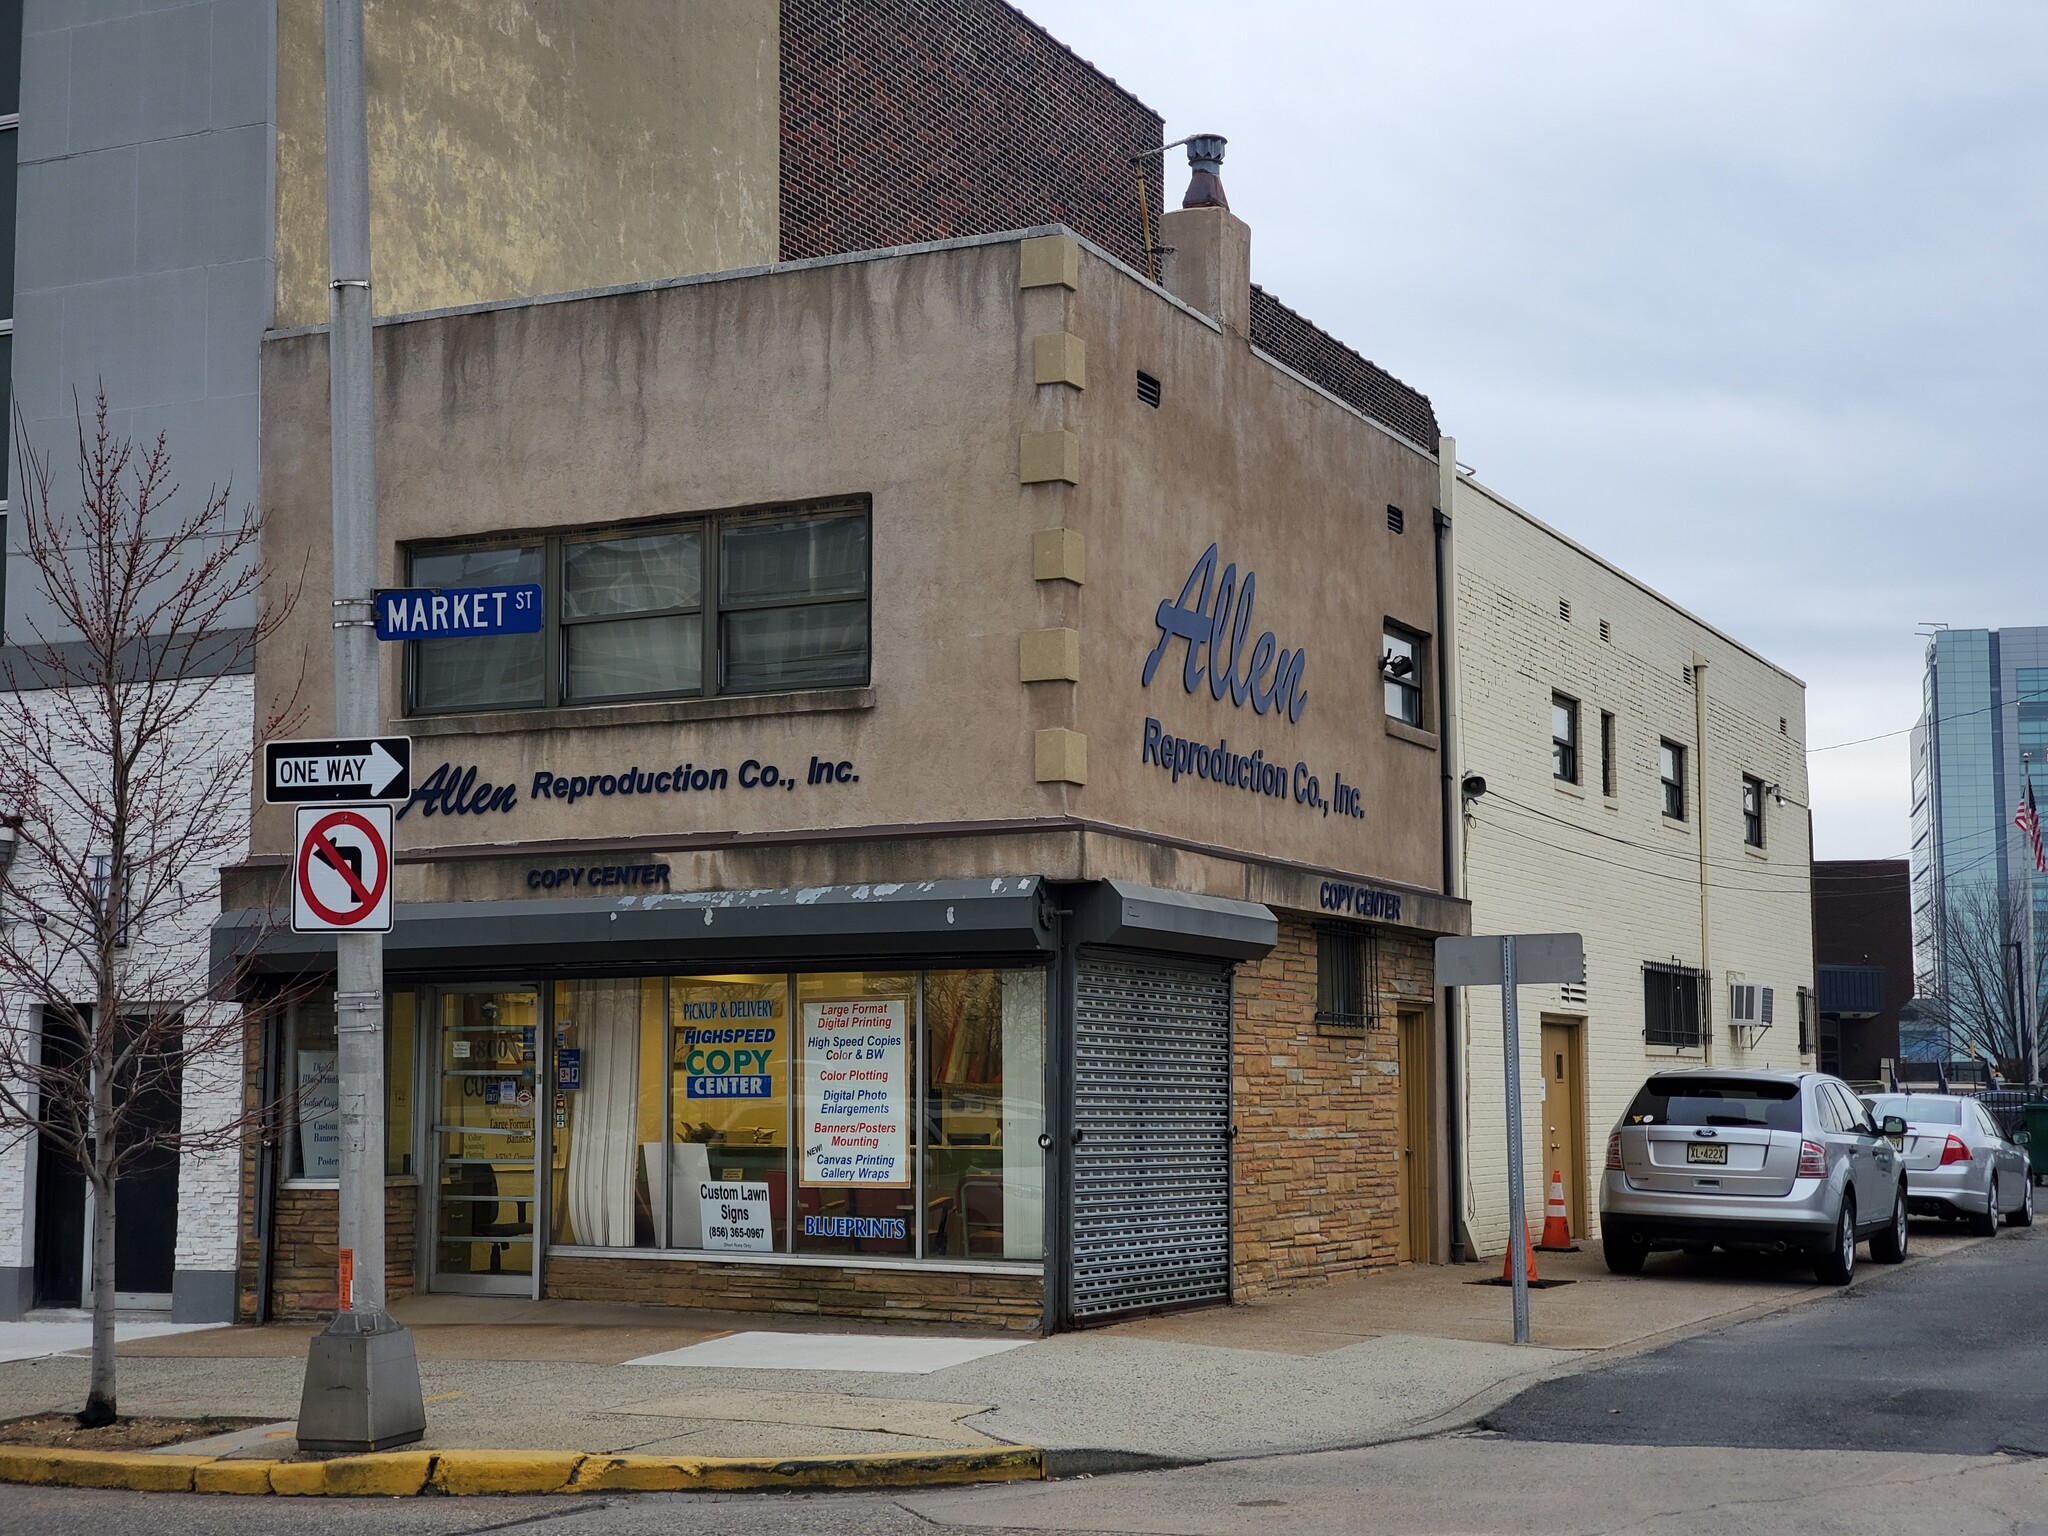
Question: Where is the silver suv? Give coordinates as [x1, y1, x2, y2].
[1600, 1069, 1908, 1284]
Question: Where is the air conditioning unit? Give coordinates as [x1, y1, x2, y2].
[1729, 982, 1760, 1024]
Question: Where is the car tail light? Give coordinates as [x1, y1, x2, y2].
[1940, 1134, 1972, 1166]
[1606, 1131, 1622, 1170]
[1798, 1139, 1828, 1177]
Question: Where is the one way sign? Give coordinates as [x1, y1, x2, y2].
[264, 736, 412, 804]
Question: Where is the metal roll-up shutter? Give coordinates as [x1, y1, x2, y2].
[1069, 952, 1233, 1320]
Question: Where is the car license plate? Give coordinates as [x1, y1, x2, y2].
[1685, 1143, 1728, 1165]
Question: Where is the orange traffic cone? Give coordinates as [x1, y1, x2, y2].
[1538, 1169, 1576, 1252]
[1500, 1223, 1539, 1284]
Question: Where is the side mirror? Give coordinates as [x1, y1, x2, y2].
[1881, 1115, 1907, 1137]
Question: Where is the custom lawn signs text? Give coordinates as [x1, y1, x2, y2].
[801, 999, 909, 1238]
[1139, 542, 1367, 820]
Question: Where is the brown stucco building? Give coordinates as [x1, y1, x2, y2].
[219, 2, 1465, 1333]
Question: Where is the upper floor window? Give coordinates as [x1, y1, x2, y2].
[1659, 740, 1687, 820]
[406, 501, 870, 716]
[1552, 693, 1580, 784]
[1383, 627, 1424, 727]
[1742, 774, 1765, 848]
[1599, 711, 1617, 797]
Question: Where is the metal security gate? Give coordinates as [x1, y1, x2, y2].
[1068, 953, 1233, 1320]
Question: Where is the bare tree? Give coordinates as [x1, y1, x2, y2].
[0, 394, 300, 1426]
[1928, 874, 2046, 1085]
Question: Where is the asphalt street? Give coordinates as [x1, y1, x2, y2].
[1484, 1221, 2048, 1455]
[0, 1222, 2040, 1534]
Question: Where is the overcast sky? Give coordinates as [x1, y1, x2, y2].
[1022, 0, 2046, 861]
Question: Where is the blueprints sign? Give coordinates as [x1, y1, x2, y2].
[375, 584, 542, 640]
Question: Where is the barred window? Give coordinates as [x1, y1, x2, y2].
[1644, 962, 1706, 1049]
[1317, 925, 1379, 1029]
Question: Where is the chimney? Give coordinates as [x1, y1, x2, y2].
[1160, 134, 1250, 334]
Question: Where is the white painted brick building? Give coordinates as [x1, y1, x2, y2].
[1448, 476, 1814, 1257]
[0, 674, 252, 1322]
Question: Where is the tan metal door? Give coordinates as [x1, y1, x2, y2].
[1396, 1011, 1433, 1262]
[1539, 1019, 1586, 1235]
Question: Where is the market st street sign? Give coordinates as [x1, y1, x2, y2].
[265, 736, 412, 804]
[375, 583, 542, 640]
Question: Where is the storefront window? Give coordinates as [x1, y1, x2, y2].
[668, 975, 789, 1253]
[923, 970, 1045, 1260]
[794, 970, 915, 1256]
[283, 991, 418, 1182]
[549, 978, 664, 1247]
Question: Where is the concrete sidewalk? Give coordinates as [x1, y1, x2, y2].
[0, 1226, 1984, 1472]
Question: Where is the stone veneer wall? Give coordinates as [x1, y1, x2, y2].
[1233, 915, 1435, 1298]
[546, 1257, 1042, 1332]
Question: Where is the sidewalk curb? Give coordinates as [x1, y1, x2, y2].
[0, 1444, 1045, 1496]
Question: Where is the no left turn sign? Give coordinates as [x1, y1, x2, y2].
[293, 804, 394, 934]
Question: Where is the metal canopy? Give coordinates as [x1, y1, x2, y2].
[1070, 879, 1278, 962]
[213, 876, 1053, 984]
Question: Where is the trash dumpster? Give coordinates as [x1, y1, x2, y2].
[2022, 1103, 2048, 1185]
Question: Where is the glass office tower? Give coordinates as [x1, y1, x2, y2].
[1910, 627, 2048, 1065]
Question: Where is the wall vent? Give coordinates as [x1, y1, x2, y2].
[1683, 665, 1694, 687]
[1136, 371, 1162, 408]
[1386, 505, 1404, 534]
[1779, 716, 1788, 736]
[1598, 619, 1611, 643]
[1560, 982, 1588, 1008]
[1558, 598, 1571, 623]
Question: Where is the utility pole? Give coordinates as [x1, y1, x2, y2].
[2026, 753, 2041, 1090]
[295, 0, 426, 1453]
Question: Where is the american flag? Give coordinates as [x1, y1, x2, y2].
[2019, 779, 2046, 875]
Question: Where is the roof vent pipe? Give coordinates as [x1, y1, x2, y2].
[1182, 134, 1229, 209]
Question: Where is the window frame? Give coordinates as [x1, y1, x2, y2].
[1316, 923, 1378, 1031]
[1599, 710, 1617, 798]
[1643, 961, 1705, 1050]
[1552, 692, 1580, 785]
[403, 498, 872, 717]
[1659, 740, 1687, 821]
[1382, 625, 1426, 728]
[1741, 774, 1765, 848]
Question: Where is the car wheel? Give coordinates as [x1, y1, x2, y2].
[2016, 1178, 2036, 1229]
[1602, 1227, 1647, 1275]
[1870, 1184, 1908, 1263]
[1973, 1176, 2001, 1237]
[1815, 1193, 1856, 1285]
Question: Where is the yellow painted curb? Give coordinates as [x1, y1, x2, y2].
[430, 1449, 587, 1496]
[272, 1450, 436, 1497]
[0, 1442, 1047, 1496]
[574, 1446, 1046, 1493]
[0, 1447, 212, 1492]
[192, 1459, 274, 1495]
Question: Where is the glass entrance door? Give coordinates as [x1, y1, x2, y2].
[431, 988, 541, 1295]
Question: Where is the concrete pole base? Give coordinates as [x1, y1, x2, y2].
[295, 1307, 427, 1454]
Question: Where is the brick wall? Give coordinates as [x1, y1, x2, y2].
[779, 0, 1162, 271]
[1451, 474, 1813, 1256]
[547, 1256, 1042, 1331]
[1248, 285, 1440, 450]
[1813, 859, 1911, 1081]
[239, 1174, 418, 1321]
[1232, 915, 1430, 1297]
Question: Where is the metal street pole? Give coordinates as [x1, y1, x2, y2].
[1501, 936, 1530, 1344]
[296, 0, 425, 1453]
[2025, 754, 2041, 1091]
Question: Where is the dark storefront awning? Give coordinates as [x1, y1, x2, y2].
[1071, 879, 1278, 962]
[213, 876, 1054, 986]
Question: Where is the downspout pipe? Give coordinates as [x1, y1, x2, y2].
[1435, 437, 1466, 1264]
[1694, 655, 1713, 1065]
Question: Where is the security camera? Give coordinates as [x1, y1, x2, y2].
[1461, 773, 1487, 800]
[1380, 650, 1415, 680]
